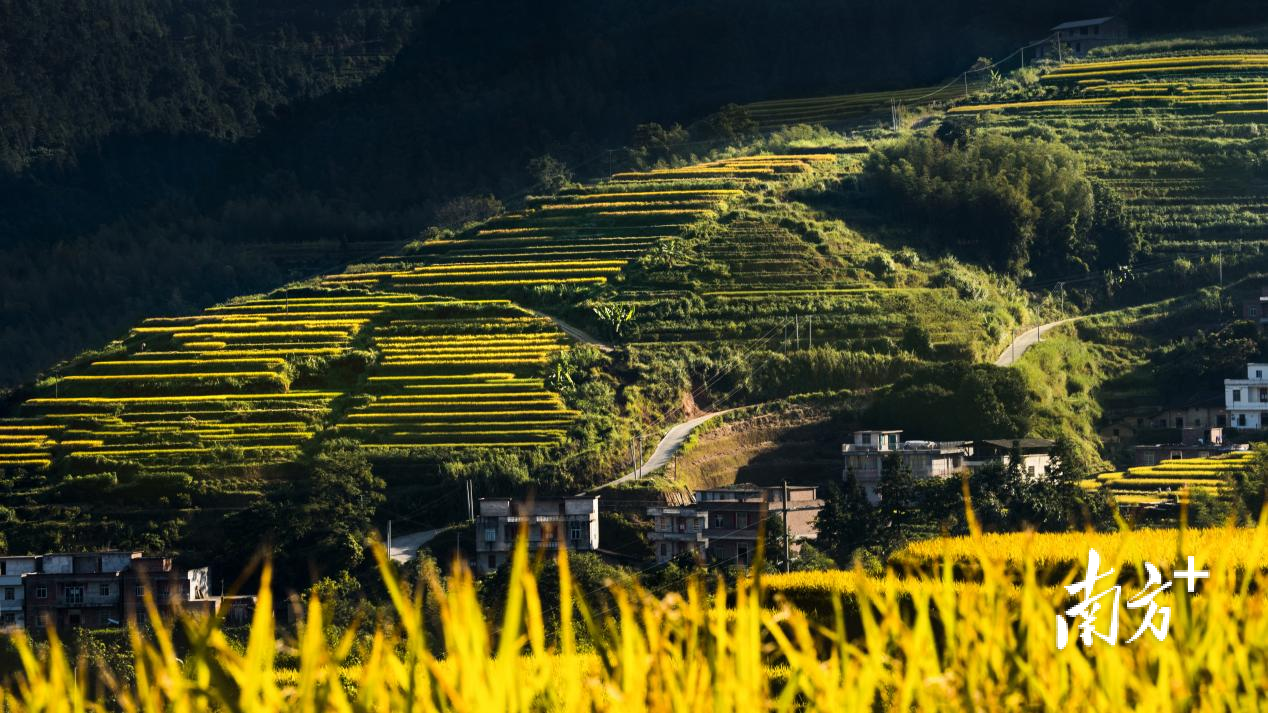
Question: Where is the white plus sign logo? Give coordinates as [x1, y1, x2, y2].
[1172, 555, 1209, 593]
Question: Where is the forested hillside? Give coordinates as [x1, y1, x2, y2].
[8, 0, 1252, 389]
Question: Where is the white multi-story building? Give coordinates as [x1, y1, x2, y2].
[1224, 363, 1268, 429]
[0, 556, 37, 629]
[475, 496, 600, 575]
[842, 430, 970, 504]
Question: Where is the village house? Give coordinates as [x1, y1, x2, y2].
[1133, 426, 1248, 466]
[843, 430, 1057, 503]
[1099, 398, 1228, 446]
[475, 496, 600, 575]
[648, 484, 823, 566]
[22, 552, 210, 632]
[842, 430, 971, 504]
[967, 438, 1056, 478]
[1242, 286, 1268, 326]
[0, 556, 37, 629]
[1224, 363, 1268, 429]
[1033, 17, 1129, 59]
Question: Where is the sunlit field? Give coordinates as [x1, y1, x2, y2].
[6, 510, 1268, 711]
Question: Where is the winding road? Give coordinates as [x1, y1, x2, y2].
[994, 317, 1080, 367]
[590, 409, 734, 492]
[528, 308, 613, 352]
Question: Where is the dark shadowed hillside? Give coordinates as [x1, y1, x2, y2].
[4, 0, 1268, 390]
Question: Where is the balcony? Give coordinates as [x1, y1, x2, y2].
[650, 531, 706, 542]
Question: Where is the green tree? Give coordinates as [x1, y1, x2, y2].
[814, 475, 880, 565]
[876, 454, 919, 552]
[527, 154, 574, 194]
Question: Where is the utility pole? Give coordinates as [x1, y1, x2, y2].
[1056, 281, 1065, 315]
[466, 480, 474, 521]
[1056, 33, 1064, 63]
[782, 481, 791, 574]
[1020, 46, 1025, 70]
[963, 72, 969, 99]
[1011, 329, 1017, 364]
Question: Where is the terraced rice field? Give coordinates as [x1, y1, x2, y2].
[336, 303, 577, 449]
[609, 219, 999, 355]
[322, 155, 836, 295]
[325, 155, 838, 297]
[741, 82, 977, 129]
[0, 295, 584, 471]
[1083, 451, 1255, 505]
[951, 50, 1268, 259]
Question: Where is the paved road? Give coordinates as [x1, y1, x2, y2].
[388, 527, 445, 563]
[994, 317, 1080, 366]
[528, 308, 613, 352]
[591, 410, 733, 491]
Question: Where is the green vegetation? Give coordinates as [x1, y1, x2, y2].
[864, 130, 1140, 277]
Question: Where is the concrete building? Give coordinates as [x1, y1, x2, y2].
[968, 438, 1056, 478]
[842, 430, 970, 503]
[648, 484, 823, 566]
[646, 504, 708, 564]
[1134, 427, 1248, 466]
[475, 496, 600, 575]
[1224, 363, 1268, 429]
[23, 552, 210, 631]
[1034, 17, 1129, 59]
[0, 556, 37, 629]
[1241, 286, 1268, 326]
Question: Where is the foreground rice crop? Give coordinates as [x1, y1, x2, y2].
[6, 518, 1268, 711]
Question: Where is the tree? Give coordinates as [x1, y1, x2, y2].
[876, 454, 919, 552]
[302, 440, 385, 566]
[1089, 180, 1141, 268]
[814, 475, 879, 565]
[864, 132, 1097, 277]
[694, 104, 758, 146]
[527, 154, 574, 194]
[232, 438, 387, 581]
[433, 194, 504, 228]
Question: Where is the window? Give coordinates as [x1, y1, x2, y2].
[1027, 466, 1036, 477]
[1234, 389, 1243, 402]
[98, 584, 109, 596]
[1176, 417, 1184, 428]
[34, 586, 47, 599]
[737, 545, 750, 566]
[1251, 309, 1260, 318]
[0, 613, 14, 625]
[1240, 414, 1248, 427]
[483, 527, 496, 543]
[660, 543, 668, 558]
[135, 585, 144, 597]
[569, 522, 582, 542]
[159, 586, 169, 601]
[487, 555, 496, 569]
[1258, 370, 1264, 378]
[65, 587, 83, 605]
[3, 588, 12, 601]
[1112, 428, 1120, 437]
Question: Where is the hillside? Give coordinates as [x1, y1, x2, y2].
[0, 146, 1027, 560]
[4, 0, 1224, 390]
